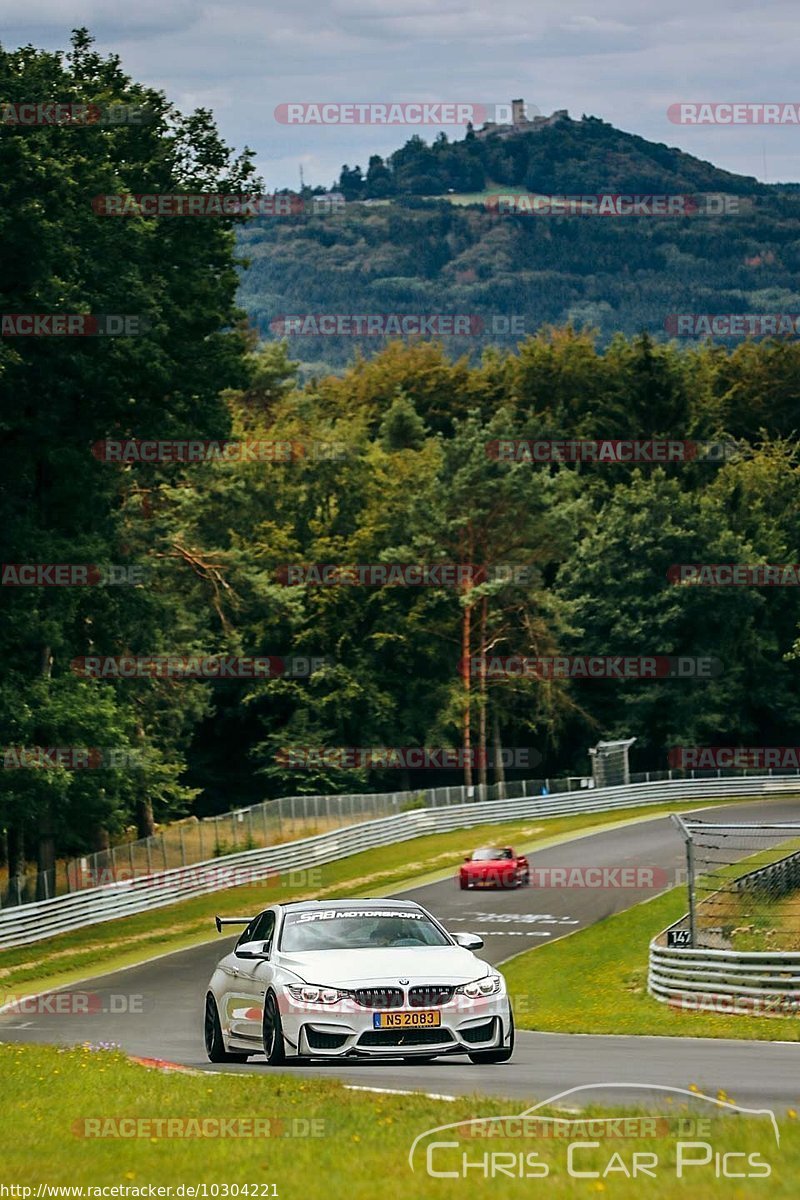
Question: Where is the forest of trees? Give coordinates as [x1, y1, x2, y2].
[332, 114, 772, 200]
[3, 34, 800, 899]
[240, 195, 800, 376]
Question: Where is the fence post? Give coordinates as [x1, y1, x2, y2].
[145, 837, 152, 873]
[686, 835, 697, 948]
[199, 820, 205, 861]
[129, 842, 135, 877]
[161, 834, 168, 870]
[179, 824, 186, 866]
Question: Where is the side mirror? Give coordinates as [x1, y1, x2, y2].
[452, 931, 484, 950]
[235, 940, 271, 960]
[463, 856, 471, 862]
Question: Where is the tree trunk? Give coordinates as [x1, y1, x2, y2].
[35, 807, 55, 900]
[461, 594, 473, 787]
[34, 641, 54, 898]
[135, 796, 156, 840]
[5, 825, 26, 906]
[477, 594, 488, 793]
[134, 721, 154, 838]
[493, 712, 506, 801]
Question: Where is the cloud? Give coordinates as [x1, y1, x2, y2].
[2, 0, 796, 187]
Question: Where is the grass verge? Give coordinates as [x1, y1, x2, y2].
[0, 1043, 796, 1196]
[503, 885, 800, 1040]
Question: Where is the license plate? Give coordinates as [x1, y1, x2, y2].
[372, 1010, 441, 1029]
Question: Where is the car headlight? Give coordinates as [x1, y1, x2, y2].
[456, 974, 503, 999]
[286, 985, 349, 1004]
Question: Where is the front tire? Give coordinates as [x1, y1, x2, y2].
[204, 993, 250, 1063]
[262, 991, 287, 1065]
[467, 1009, 514, 1064]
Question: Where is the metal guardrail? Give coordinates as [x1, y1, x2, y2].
[2, 773, 799, 950]
[649, 940, 800, 1008]
[649, 840, 800, 1013]
[7, 764, 799, 906]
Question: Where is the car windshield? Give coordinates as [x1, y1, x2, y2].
[471, 847, 512, 861]
[280, 908, 451, 951]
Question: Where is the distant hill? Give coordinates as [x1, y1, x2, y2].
[332, 113, 771, 200]
[237, 114, 800, 375]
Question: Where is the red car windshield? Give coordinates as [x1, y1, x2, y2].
[471, 847, 513, 861]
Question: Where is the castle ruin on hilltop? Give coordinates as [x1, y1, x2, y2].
[475, 100, 569, 140]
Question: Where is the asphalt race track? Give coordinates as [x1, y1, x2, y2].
[2, 798, 800, 1108]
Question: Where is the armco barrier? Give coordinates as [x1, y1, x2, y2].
[2, 774, 799, 950]
[649, 940, 800, 1010]
[649, 843, 800, 1013]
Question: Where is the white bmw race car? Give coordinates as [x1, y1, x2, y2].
[204, 897, 514, 1064]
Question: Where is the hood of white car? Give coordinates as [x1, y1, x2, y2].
[277, 945, 490, 987]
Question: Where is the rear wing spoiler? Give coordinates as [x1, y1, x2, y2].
[215, 915, 252, 933]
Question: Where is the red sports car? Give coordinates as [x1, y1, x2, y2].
[459, 846, 530, 890]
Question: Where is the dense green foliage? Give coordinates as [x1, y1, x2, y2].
[3, 34, 800, 896]
[240, 118, 799, 374]
[335, 116, 767, 199]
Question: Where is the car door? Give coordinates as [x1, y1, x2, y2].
[226, 910, 276, 1044]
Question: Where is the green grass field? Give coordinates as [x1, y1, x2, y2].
[503, 884, 800, 1041]
[0, 1043, 796, 1197]
[0, 798, 756, 1000]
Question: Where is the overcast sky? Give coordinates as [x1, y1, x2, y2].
[1, 0, 796, 190]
